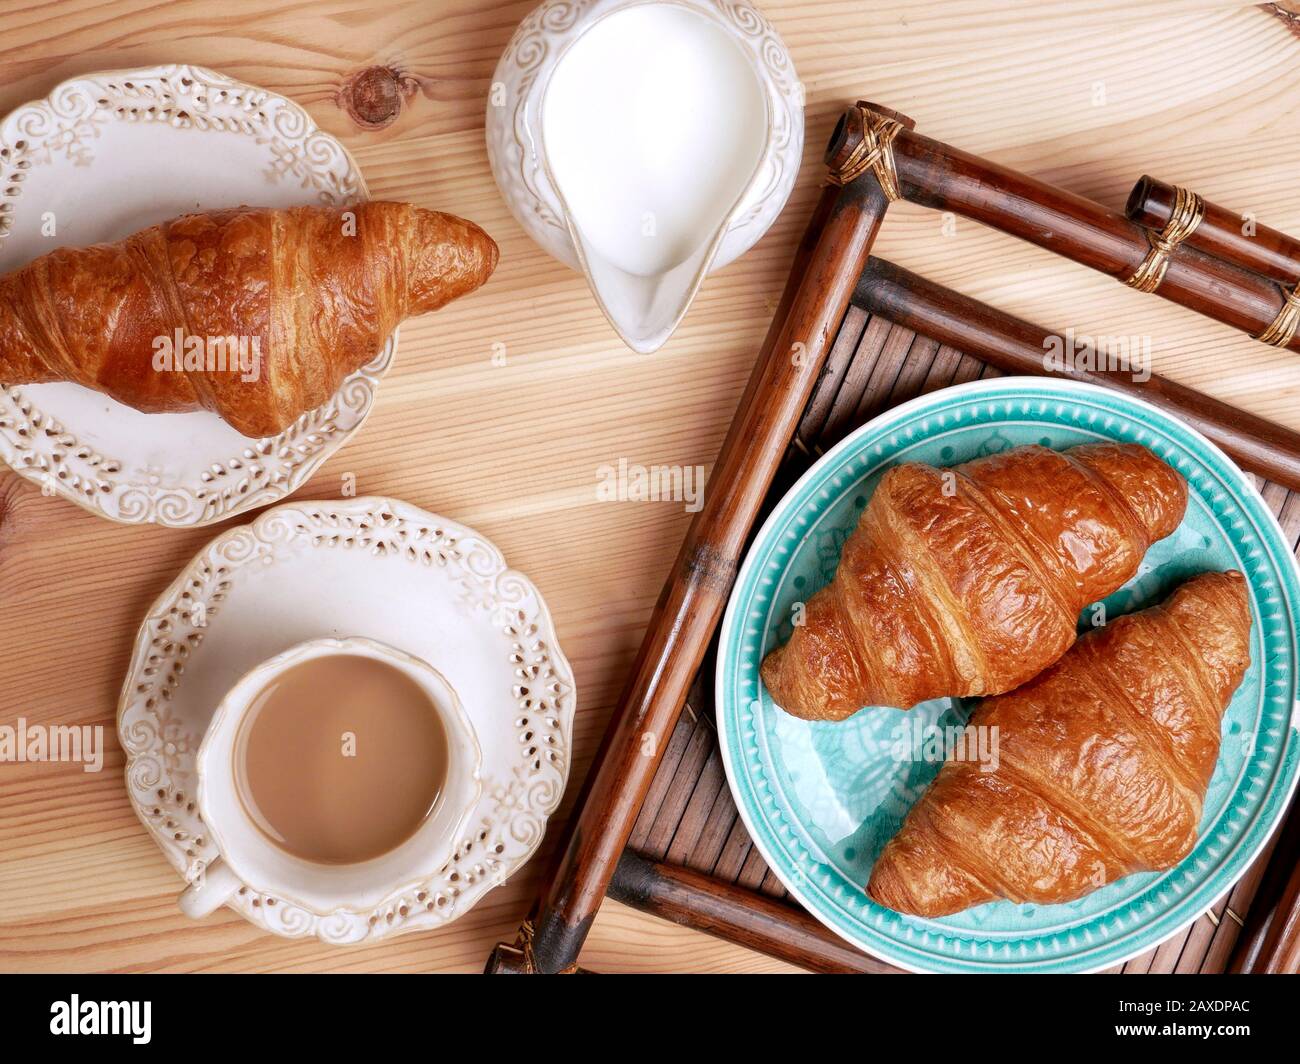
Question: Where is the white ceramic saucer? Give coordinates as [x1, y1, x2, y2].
[0, 64, 393, 526]
[117, 497, 576, 943]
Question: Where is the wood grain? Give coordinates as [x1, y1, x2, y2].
[1, 0, 1298, 974]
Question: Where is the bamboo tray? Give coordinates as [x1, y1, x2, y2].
[608, 306, 1300, 974]
[487, 102, 1300, 975]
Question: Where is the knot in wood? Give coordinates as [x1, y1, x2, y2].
[340, 66, 410, 130]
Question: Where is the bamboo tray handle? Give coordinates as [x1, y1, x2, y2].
[1127, 176, 1300, 289]
[1126, 176, 1300, 350]
[831, 103, 1300, 353]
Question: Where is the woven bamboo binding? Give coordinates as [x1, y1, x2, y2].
[1124, 184, 1205, 293]
[828, 104, 903, 198]
[1256, 281, 1300, 348]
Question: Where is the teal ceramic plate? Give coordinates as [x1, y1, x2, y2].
[716, 378, 1300, 973]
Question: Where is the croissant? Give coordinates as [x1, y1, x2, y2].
[866, 570, 1251, 917]
[760, 442, 1188, 719]
[0, 201, 497, 437]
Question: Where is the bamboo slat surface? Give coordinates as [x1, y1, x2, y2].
[626, 307, 1300, 975]
[1, 0, 1299, 974]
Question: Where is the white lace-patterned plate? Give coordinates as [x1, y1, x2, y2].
[117, 497, 575, 943]
[0, 64, 393, 526]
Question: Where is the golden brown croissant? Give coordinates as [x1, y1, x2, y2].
[760, 443, 1187, 719]
[0, 201, 497, 437]
[866, 570, 1251, 917]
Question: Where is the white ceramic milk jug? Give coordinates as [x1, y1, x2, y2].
[486, 0, 804, 353]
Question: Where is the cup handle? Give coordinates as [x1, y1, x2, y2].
[178, 858, 241, 919]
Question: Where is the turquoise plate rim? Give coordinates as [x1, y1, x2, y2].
[716, 377, 1300, 974]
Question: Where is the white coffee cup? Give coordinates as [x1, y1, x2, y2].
[179, 637, 482, 919]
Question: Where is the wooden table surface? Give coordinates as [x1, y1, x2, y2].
[1, 0, 1298, 974]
